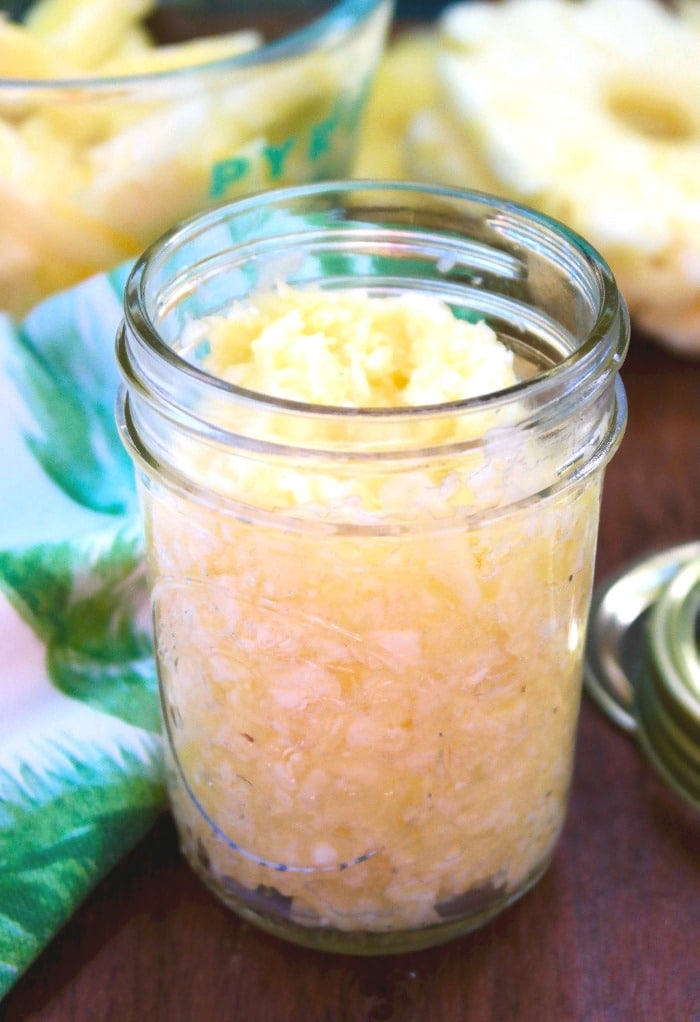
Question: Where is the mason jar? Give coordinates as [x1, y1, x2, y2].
[116, 180, 628, 954]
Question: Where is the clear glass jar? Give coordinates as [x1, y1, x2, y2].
[116, 180, 628, 954]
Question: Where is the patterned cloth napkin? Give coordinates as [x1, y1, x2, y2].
[0, 264, 165, 999]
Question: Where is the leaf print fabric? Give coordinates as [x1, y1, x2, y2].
[0, 263, 137, 520]
[0, 523, 160, 734]
[0, 730, 163, 996]
[0, 265, 165, 1000]
[0, 524, 165, 998]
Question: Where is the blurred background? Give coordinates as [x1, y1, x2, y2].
[398, 0, 451, 13]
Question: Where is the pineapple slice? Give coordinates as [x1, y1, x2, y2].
[432, 0, 700, 356]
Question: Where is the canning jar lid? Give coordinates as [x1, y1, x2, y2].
[584, 542, 700, 810]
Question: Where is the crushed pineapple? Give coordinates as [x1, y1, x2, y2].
[178, 288, 523, 514]
[201, 287, 515, 407]
[145, 286, 600, 939]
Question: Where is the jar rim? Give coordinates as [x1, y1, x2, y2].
[124, 179, 628, 423]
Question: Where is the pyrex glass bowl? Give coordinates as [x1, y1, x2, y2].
[0, 0, 392, 316]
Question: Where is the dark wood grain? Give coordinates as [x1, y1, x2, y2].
[2, 330, 699, 1022]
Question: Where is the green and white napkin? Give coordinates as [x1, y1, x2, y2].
[0, 265, 165, 999]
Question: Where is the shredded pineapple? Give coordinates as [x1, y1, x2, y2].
[176, 287, 525, 514]
[144, 286, 599, 939]
[202, 286, 515, 408]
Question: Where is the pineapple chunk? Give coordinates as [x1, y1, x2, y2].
[0, 0, 366, 317]
[100, 29, 263, 76]
[108, 24, 154, 59]
[0, 0, 275, 315]
[0, 122, 133, 269]
[0, 118, 135, 310]
[81, 48, 341, 243]
[0, 14, 79, 78]
[81, 99, 257, 243]
[24, 0, 156, 69]
[32, 28, 265, 148]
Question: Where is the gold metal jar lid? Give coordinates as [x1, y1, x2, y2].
[584, 541, 700, 810]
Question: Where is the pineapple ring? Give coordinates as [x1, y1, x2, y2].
[431, 0, 700, 356]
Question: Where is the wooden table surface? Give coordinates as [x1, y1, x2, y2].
[1, 330, 699, 1022]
